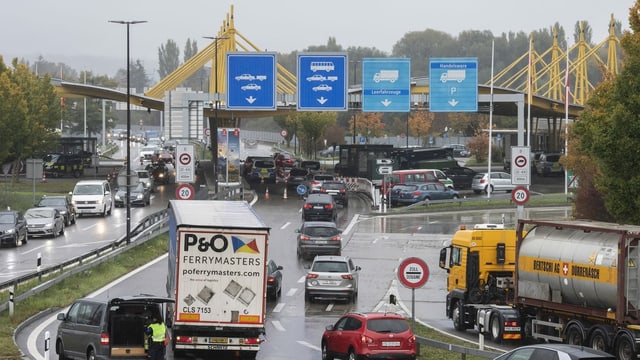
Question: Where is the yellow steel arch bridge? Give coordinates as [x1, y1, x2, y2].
[55, 6, 623, 120]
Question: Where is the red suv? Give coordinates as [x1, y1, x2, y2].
[321, 312, 416, 360]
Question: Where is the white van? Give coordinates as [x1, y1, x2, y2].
[70, 180, 113, 217]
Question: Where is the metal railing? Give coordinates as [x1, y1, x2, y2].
[416, 336, 499, 359]
[0, 209, 170, 312]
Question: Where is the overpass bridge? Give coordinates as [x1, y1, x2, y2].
[53, 6, 622, 122]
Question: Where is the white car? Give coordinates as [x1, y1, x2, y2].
[241, 83, 261, 91]
[306, 74, 327, 82]
[312, 84, 332, 92]
[235, 73, 255, 81]
[471, 172, 515, 194]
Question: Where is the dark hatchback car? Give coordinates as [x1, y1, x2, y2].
[0, 210, 28, 247]
[296, 221, 342, 260]
[442, 167, 478, 190]
[38, 195, 76, 226]
[114, 182, 151, 207]
[286, 167, 310, 188]
[319, 180, 348, 206]
[266, 259, 283, 300]
[302, 193, 337, 222]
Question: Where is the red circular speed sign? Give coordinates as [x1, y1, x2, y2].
[511, 186, 530, 205]
[175, 183, 195, 200]
[398, 257, 429, 289]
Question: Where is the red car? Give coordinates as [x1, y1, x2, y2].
[274, 152, 296, 168]
[321, 312, 416, 360]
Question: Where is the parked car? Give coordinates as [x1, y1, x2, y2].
[536, 152, 563, 176]
[443, 144, 470, 157]
[472, 172, 516, 194]
[305, 255, 360, 303]
[0, 210, 28, 247]
[396, 182, 460, 205]
[114, 182, 151, 207]
[37, 195, 76, 226]
[296, 221, 342, 260]
[319, 145, 340, 157]
[309, 174, 335, 194]
[300, 160, 321, 174]
[266, 259, 283, 301]
[56, 295, 173, 360]
[302, 193, 337, 222]
[319, 180, 348, 206]
[442, 167, 478, 190]
[389, 184, 416, 206]
[322, 312, 417, 360]
[24, 207, 65, 238]
[492, 344, 615, 360]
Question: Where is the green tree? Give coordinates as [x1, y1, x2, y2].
[0, 57, 60, 176]
[158, 39, 180, 79]
[114, 60, 150, 93]
[295, 112, 337, 157]
[63, 71, 119, 136]
[569, 0, 640, 223]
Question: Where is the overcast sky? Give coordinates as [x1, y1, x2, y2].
[0, 0, 634, 79]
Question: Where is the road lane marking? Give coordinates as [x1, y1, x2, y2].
[297, 340, 320, 351]
[280, 222, 291, 230]
[273, 302, 286, 313]
[286, 288, 298, 297]
[271, 320, 285, 332]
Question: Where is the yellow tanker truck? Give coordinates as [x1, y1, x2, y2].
[439, 219, 640, 360]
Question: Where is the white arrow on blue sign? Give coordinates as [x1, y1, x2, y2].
[226, 52, 277, 110]
[297, 53, 348, 111]
[429, 57, 478, 112]
[362, 58, 410, 113]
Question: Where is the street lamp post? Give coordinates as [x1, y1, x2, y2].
[203, 36, 227, 195]
[110, 20, 146, 244]
[350, 60, 361, 144]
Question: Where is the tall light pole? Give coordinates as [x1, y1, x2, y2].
[110, 20, 146, 244]
[350, 60, 361, 144]
[203, 36, 227, 195]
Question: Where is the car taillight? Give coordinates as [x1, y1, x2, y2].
[331, 236, 341, 241]
[175, 336, 193, 343]
[267, 276, 275, 283]
[339, 189, 346, 193]
[480, 178, 486, 184]
[341, 274, 353, 280]
[307, 273, 319, 279]
[412, 191, 421, 195]
[324, 203, 334, 209]
[100, 333, 110, 345]
[408, 335, 416, 344]
[300, 235, 310, 241]
[303, 203, 313, 209]
[244, 337, 262, 345]
[312, 181, 320, 186]
[320, 188, 327, 192]
[360, 335, 374, 344]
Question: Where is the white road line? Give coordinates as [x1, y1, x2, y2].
[341, 213, 359, 235]
[280, 222, 291, 230]
[20, 244, 48, 255]
[286, 288, 298, 297]
[325, 303, 334, 311]
[297, 275, 306, 283]
[271, 320, 285, 332]
[26, 254, 168, 360]
[272, 302, 286, 313]
[297, 340, 321, 351]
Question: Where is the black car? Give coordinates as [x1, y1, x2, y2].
[442, 167, 478, 190]
[286, 167, 311, 188]
[302, 193, 337, 222]
[319, 180, 348, 206]
[266, 259, 283, 300]
[300, 160, 321, 174]
[37, 195, 76, 226]
[296, 221, 342, 260]
[114, 182, 151, 207]
[0, 210, 28, 247]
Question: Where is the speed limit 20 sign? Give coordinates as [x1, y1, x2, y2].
[511, 186, 530, 205]
[176, 183, 195, 200]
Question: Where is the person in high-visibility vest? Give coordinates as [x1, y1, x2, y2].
[145, 316, 166, 360]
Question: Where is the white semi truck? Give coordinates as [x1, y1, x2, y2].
[166, 200, 270, 359]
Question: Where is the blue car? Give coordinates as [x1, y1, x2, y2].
[397, 182, 459, 205]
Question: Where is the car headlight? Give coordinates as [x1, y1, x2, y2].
[44, 223, 53, 229]
[6, 228, 15, 234]
[59, 210, 67, 215]
[136, 194, 143, 200]
[114, 194, 122, 200]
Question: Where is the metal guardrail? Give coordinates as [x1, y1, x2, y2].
[0, 209, 170, 312]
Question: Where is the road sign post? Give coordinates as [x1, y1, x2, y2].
[398, 257, 430, 329]
[176, 183, 195, 200]
[176, 144, 195, 183]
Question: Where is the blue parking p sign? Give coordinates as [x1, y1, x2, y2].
[226, 52, 277, 110]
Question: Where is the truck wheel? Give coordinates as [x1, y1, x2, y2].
[615, 333, 636, 360]
[452, 302, 465, 331]
[589, 328, 609, 353]
[565, 324, 584, 345]
[489, 314, 503, 343]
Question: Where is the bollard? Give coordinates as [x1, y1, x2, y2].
[37, 252, 42, 281]
[44, 330, 50, 360]
[9, 285, 14, 317]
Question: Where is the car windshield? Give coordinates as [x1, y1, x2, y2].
[303, 226, 339, 237]
[254, 160, 274, 168]
[26, 209, 53, 218]
[289, 168, 308, 176]
[322, 183, 345, 190]
[545, 155, 560, 162]
[0, 213, 15, 224]
[74, 185, 102, 195]
[312, 261, 348, 273]
[367, 318, 410, 333]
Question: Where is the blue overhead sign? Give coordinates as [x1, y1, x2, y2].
[226, 52, 276, 110]
[362, 58, 410, 112]
[297, 53, 347, 111]
[429, 57, 478, 112]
